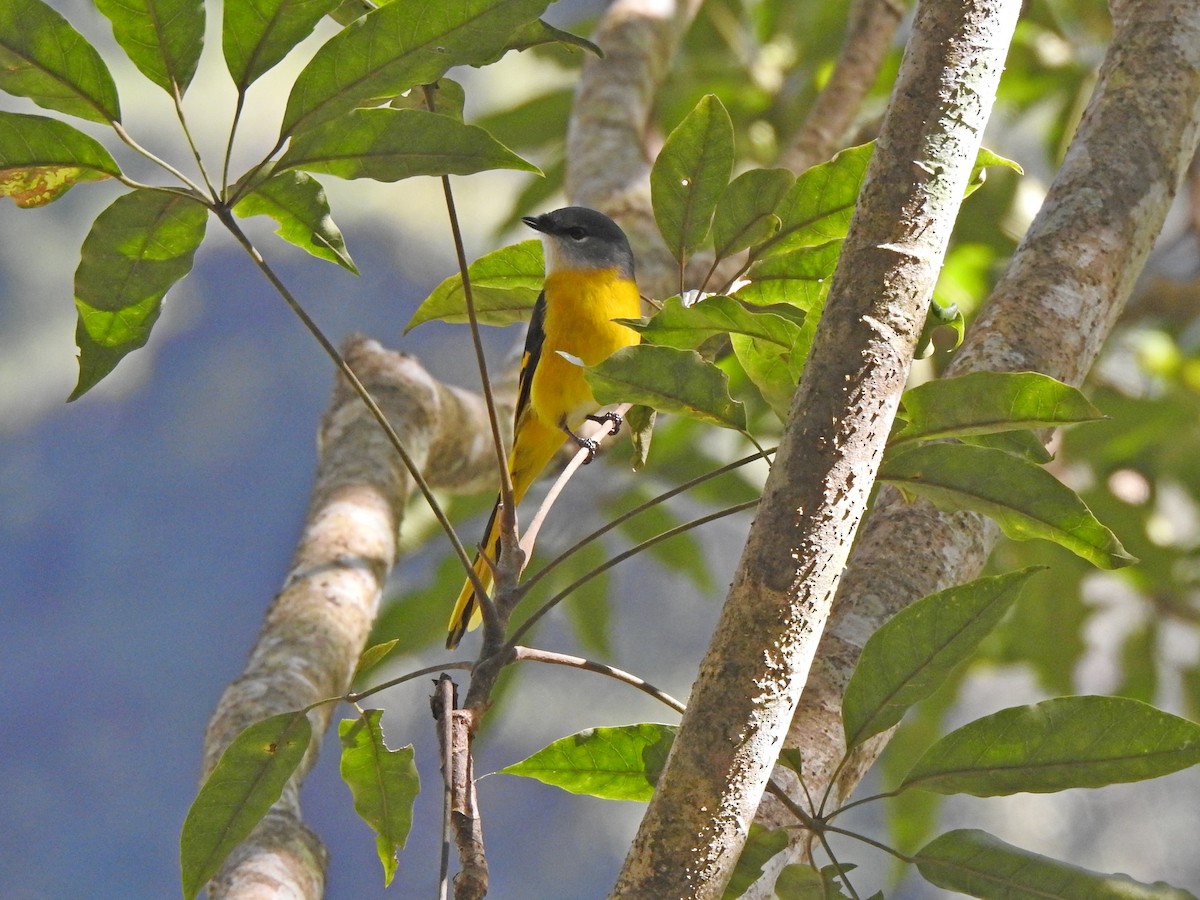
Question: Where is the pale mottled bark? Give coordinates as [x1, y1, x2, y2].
[756, 0, 1200, 889]
[204, 338, 495, 899]
[611, 2, 1022, 897]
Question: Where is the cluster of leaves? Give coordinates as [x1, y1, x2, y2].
[0, 0, 588, 399]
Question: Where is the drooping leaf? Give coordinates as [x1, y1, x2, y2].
[406, 239, 544, 330]
[916, 829, 1193, 899]
[232, 171, 357, 272]
[280, 0, 553, 137]
[95, 0, 204, 94]
[618, 294, 804, 351]
[878, 443, 1135, 569]
[722, 825, 789, 899]
[277, 107, 538, 183]
[901, 696, 1200, 796]
[651, 94, 735, 266]
[180, 711, 312, 900]
[965, 148, 1023, 198]
[339, 710, 419, 886]
[0, 112, 121, 207]
[0, 0, 121, 123]
[586, 345, 748, 431]
[892, 372, 1103, 446]
[223, 0, 343, 91]
[485, 17, 602, 63]
[711, 168, 794, 261]
[72, 190, 208, 400]
[730, 332, 798, 421]
[500, 722, 675, 801]
[842, 569, 1043, 749]
[625, 403, 656, 471]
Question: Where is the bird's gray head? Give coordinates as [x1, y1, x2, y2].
[522, 207, 635, 280]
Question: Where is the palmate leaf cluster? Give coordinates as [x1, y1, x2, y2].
[4, 0, 1199, 897]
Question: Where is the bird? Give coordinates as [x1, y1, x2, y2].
[446, 207, 642, 649]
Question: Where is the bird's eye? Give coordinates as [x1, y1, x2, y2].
[567, 227, 587, 241]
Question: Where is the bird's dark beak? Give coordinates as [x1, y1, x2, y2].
[522, 215, 548, 235]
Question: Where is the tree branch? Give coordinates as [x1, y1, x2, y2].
[764, 0, 1200, 881]
[202, 337, 497, 899]
[611, 2, 1022, 896]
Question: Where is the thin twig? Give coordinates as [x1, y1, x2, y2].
[511, 645, 686, 714]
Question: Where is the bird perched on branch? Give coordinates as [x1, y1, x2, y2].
[446, 207, 641, 649]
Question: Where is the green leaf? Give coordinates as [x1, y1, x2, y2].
[390, 79, 466, 120]
[500, 723, 675, 801]
[842, 569, 1043, 750]
[916, 829, 1194, 899]
[625, 404, 656, 471]
[72, 190, 208, 400]
[277, 107, 538, 182]
[965, 148, 1023, 198]
[619, 294, 804, 351]
[711, 168, 794, 260]
[773, 864, 849, 899]
[232, 171, 357, 272]
[723, 825, 789, 899]
[736, 239, 841, 308]
[963, 429, 1053, 464]
[586, 345, 748, 432]
[353, 639, 399, 682]
[488, 17, 602, 63]
[914, 299, 964, 358]
[223, 0, 342, 91]
[280, 0, 553, 137]
[339, 710, 419, 887]
[878, 443, 1135, 570]
[0, 112, 121, 207]
[180, 711, 312, 900]
[406, 239, 544, 330]
[0, 0, 121, 123]
[729, 333, 796, 420]
[901, 696, 1200, 796]
[95, 0, 204, 94]
[651, 94, 735, 265]
[753, 143, 872, 259]
[892, 372, 1104, 446]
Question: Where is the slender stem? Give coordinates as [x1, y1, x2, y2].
[821, 821, 915, 865]
[814, 831, 862, 900]
[345, 661, 474, 706]
[170, 83, 218, 200]
[511, 645, 686, 714]
[435, 675, 456, 900]
[110, 121, 206, 197]
[823, 788, 901, 823]
[222, 89, 248, 196]
[216, 209, 488, 602]
[522, 447, 773, 594]
[507, 498, 758, 646]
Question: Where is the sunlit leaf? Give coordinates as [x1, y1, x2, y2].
[72, 190, 208, 400]
[651, 94, 734, 265]
[180, 711, 311, 900]
[500, 723, 675, 800]
[586, 345, 748, 431]
[618, 294, 803, 351]
[280, 0, 553, 137]
[223, 0, 342, 90]
[95, 0, 204, 94]
[339, 710, 419, 886]
[879, 443, 1135, 569]
[901, 696, 1200, 796]
[277, 108, 538, 182]
[233, 171, 357, 272]
[917, 829, 1192, 899]
[0, 112, 120, 207]
[711, 168, 794, 261]
[842, 569, 1043, 749]
[353, 640, 399, 682]
[0, 0, 121, 123]
[406, 239, 544, 330]
[892, 372, 1103, 446]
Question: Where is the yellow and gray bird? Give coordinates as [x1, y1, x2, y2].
[446, 207, 641, 648]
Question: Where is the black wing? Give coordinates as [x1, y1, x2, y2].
[513, 291, 546, 428]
